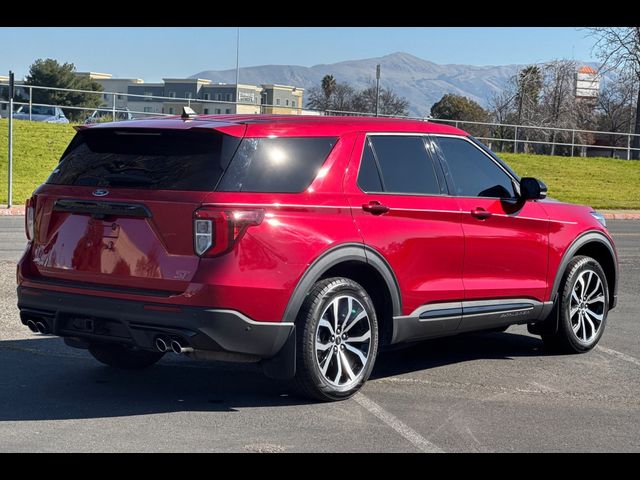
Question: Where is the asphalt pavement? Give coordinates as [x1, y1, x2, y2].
[0, 217, 638, 452]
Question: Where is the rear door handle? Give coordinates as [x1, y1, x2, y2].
[362, 201, 390, 215]
[470, 207, 492, 220]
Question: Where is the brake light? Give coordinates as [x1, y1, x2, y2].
[194, 207, 264, 257]
[25, 197, 35, 241]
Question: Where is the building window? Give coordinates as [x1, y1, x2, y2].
[292, 100, 296, 108]
[168, 91, 176, 98]
[143, 107, 152, 113]
[117, 94, 124, 100]
[276, 98, 281, 105]
[216, 94, 222, 101]
[103, 93, 109, 101]
[169, 107, 174, 114]
[215, 108, 221, 114]
[225, 93, 231, 102]
[203, 93, 210, 100]
[144, 92, 153, 101]
[225, 108, 231, 114]
[286, 99, 290, 106]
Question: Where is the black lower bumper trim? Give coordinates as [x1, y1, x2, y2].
[17, 286, 293, 359]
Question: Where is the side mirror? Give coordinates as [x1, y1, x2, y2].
[520, 177, 547, 200]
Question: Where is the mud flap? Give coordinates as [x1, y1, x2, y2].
[527, 295, 559, 336]
[261, 326, 296, 380]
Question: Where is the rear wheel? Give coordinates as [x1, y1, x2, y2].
[542, 256, 609, 353]
[293, 277, 378, 402]
[88, 343, 164, 369]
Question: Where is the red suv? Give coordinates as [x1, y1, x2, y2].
[17, 114, 618, 401]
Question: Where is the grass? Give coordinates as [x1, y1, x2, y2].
[1, 119, 639, 209]
[0, 119, 76, 205]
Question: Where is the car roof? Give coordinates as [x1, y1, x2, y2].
[82, 114, 468, 137]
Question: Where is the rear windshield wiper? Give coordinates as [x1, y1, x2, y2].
[103, 173, 157, 187]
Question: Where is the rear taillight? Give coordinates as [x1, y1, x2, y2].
[194, 207, 264, 257]
[25, 197, 35, 241]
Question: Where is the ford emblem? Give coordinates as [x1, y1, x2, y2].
[92, 189, 109, 197]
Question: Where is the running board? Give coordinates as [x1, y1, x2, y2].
[391, 299, 553, 344]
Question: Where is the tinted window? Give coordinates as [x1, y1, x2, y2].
[218, 137, 337, 193]
[47, 129, 241, 191]
[357, 141, 383, 192]
[436, 136, 516, 198]
[369, 136, 440, 195]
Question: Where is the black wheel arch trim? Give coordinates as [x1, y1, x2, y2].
[551, 230, 618, 309]
[282, 243, 402, 324]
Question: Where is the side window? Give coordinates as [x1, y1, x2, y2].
[369, 136, 440, 195]
[435, 136, 516, 198]
[357, 140, 383, 192]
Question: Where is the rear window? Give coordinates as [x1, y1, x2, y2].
[217, 137, 337, 193]
[47, 129, 241, 191]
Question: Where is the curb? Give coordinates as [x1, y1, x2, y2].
[2, 207, 640, 219]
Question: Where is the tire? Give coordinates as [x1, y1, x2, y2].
[293, 277, 379, 402]
[542, 255, 609, 354]
[88, 343, 164, 369]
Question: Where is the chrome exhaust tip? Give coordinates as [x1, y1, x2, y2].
[170, 339, 194, 355]
[35, 321, 49, 334]
[26, 320, 38, 333]
[155, 337, 169, 352]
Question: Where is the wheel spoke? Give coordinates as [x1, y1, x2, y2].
[344, 310, 367, 333]
[340, 351, 356, 382]
[345, 343, 367, 367]
[586, 308, 603, 321]
[583, 314, 596, 340]
[572, 289, 580, 304]
[316, 340, 333, 352]
[318, 318, 334, 335]
[320, 349, 334, 376]
[572, 316, 581, 333]
[331, 298, 340, 333]
[587, 277, 603, 300]
[577, 276, 586, 298]
[586, 295, 605, 305]
[345, 330, 371, 343]
[581, 315, 588, 342]
[333, 351, 343, 384]
[586, 271, 594, 295]
[341, 297, 353, 329]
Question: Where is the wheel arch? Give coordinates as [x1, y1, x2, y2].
[551, 231, 618, 309]
[282, 243, 402, 345]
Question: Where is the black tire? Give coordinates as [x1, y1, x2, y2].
[542, 255, 609, 354]
[88, 343, 164, 369]
[293, 277, 379, 402]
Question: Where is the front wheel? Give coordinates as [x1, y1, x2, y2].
[88, 343, 165, 369]
[542, 255, 609, 353]
[293, 277, 379, 402]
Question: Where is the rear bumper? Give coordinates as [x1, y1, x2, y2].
[17, 286, 294, 359]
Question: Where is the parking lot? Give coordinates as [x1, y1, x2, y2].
[0, 216, 638, 452]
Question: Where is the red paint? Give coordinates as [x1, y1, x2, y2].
[17, 115, 616, 324]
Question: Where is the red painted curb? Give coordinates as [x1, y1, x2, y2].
[602, 213, 640, 220]
[0, 207, 25, 216]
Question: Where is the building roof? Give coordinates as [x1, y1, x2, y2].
[76, 72, 113, 80]
[163, 78, 212, 84]
[578, 65, 598, 75]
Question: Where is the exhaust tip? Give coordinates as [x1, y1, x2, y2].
[170, 339, 194, 355]
[35, 321, 49, 334]
[26, 320, 38, 333]
[155, 337, 168, 352]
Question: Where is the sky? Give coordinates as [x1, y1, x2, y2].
[0, 27, 597, 81]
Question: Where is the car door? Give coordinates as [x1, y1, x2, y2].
[344, 133, 465, 342]
[431, 135, 550, 313]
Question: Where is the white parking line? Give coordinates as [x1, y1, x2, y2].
[353, 393, 444, 453]
[596, 345, 640, 368]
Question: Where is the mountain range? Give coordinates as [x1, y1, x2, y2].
[191, 52, 526, 117]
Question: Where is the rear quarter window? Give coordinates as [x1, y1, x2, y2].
[217, 137, 337, 193]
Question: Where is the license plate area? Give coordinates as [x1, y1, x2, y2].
[58, 313, 131, 339]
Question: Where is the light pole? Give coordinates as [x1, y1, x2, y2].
[235, 28, 240, 114]
[7, 71, 14, 208]
[375, 64, 380, 117]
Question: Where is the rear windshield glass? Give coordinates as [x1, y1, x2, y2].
[217, 137, 337, 193]
[47, 129, 241, 191]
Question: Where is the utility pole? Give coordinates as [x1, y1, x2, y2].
[235, 28, 240, 114]
[7, 71, 14, 208]
[375, 64, 381, 117]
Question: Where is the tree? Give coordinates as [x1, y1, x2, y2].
[596, 72, 638, 156]
[352, 83, 409, 117]
[25, 58, 103, 122]
[588, 27, 640, 159]
[321, 75, 336, 102]
[430, 93, 489, 136]
[515, 65, 543, 125]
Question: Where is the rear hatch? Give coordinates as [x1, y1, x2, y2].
[29, 122, 244, 294]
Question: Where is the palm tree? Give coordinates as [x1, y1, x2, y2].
[321, 75, 337, 106]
